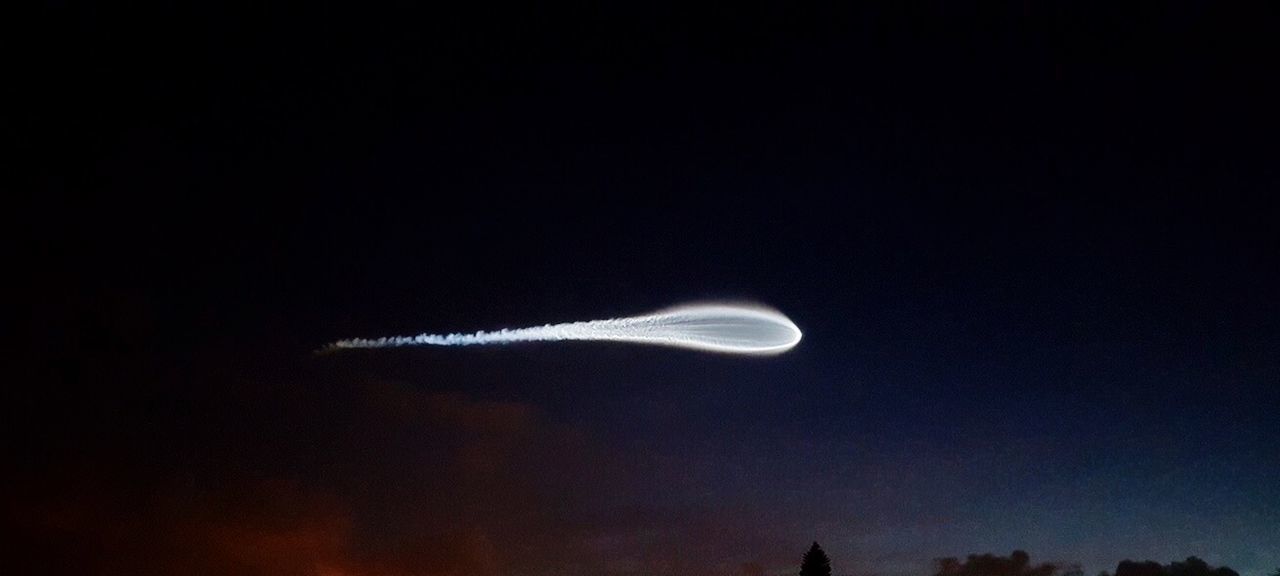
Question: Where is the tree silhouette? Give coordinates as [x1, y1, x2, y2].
[1115, 557, 1238, 576]
[934, 550, 1060, 576]
[799, 541, 832, 576]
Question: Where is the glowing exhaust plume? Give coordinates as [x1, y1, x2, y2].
[322, 303, 801, 355]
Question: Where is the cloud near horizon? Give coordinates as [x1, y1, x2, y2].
[8, 379, 797, 576]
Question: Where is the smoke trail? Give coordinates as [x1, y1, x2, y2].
[321, 303, 801, 355]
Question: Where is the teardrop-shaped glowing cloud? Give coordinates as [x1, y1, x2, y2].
[321, 303, 801, 355]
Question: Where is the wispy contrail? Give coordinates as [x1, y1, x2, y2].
[321, 303, 801, 355]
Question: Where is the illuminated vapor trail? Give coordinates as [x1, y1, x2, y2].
[321, 303, 801, 355]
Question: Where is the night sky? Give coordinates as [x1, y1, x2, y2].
[13, 3, 1280, 575]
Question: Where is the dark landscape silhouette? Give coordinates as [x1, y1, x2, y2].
[778, 545, 1258, 576]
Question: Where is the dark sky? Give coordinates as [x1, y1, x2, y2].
[12, 3, 1280, 576]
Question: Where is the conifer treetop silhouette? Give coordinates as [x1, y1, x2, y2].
[799, 541, 832, 576]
